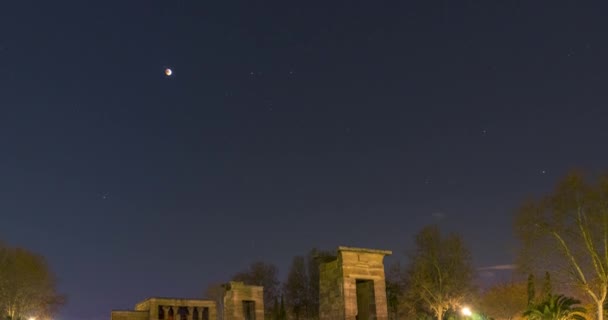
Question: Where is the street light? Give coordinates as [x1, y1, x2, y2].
[28, 317, 36, 320]
[461, 307, 472, 317]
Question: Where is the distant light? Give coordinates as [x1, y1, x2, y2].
[165, 68, 173, 76]
[28, 317, 36, 320]
[461, 307, 472, 316]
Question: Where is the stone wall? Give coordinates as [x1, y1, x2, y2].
[319, 246, 392, 320]
[111, 311, 149, 320]
[223, 281, 264, 320]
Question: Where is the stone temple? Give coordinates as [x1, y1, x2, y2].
[111, 282, 262, 320]
[111, 246, 391, 320]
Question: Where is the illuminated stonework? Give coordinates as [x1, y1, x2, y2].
[111, 282, 263, 320]
[223, 281, 264, 320]
[110, 246, 389, 320]
[111, 298, 216, 320]
[319, 246, 392, 320]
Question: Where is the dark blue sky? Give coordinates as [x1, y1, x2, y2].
[2, 1, 608, 320]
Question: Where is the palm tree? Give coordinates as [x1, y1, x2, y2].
[523, 294, 586, 320]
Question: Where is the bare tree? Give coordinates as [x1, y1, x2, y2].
[403, 225, 476, 320]
[0, 243, 65, 320]
[515, 172, 608, 320]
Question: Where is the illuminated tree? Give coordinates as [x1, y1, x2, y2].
[0, 243, 65, 320]
[403, 225, 476, 320]
[515, 172, 608, 320]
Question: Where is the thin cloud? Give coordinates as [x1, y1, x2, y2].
[478, 264, 517, 271]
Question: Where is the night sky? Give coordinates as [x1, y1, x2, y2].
[2, 1, 608, 320]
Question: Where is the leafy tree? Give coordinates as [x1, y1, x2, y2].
[479, 282, 528, 320]
[0, 243, 65, 320]
[232, 261, 280, 318]
[542, 272, 552, 300]
[283, 247, 335, 320]
[528, 274, 536, 306]
[270, 297, 280, 320]
[403, 225, 476, 320]
[284, 256, 308, 319]
[523, 294, 586, 320]
[279, 295, 287, 320]
[281, 248, 334, 320]
[515, 172, 608, 320]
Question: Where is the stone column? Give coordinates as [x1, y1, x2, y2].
[173, 306, 180, 320]
[187, 307, 194, 320]
[162, 306, 171, 320]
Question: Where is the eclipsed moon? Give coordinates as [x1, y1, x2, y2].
[165, 68, 172, 76]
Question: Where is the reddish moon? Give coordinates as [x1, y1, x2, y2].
[165, 68, 172, 76]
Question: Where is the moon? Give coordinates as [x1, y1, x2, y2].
[165, 68, 172, 76]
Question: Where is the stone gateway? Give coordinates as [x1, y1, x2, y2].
[319, 246, 392, 320]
